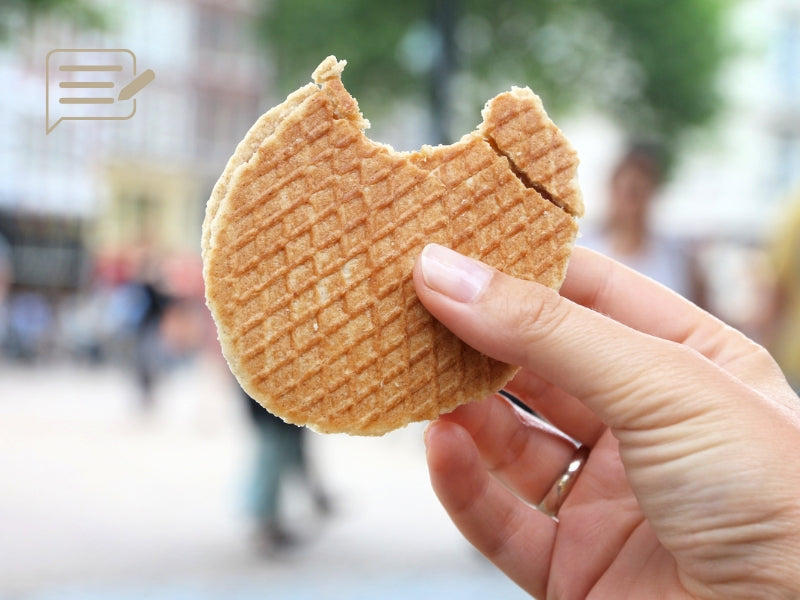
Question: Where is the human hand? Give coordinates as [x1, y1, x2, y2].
[413, 244, 800, 599]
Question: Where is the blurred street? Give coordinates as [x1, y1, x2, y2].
[0, 357, 528, 600]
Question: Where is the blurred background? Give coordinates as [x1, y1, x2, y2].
[0, 0, 799, 598]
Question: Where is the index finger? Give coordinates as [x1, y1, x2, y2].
[563, 247, 782, 391]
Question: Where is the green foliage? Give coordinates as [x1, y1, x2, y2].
[256, 0, 429, 105]
[257, 0, 735, 163]
[589, 0, 733, 159]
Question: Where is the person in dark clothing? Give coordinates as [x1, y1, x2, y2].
[132, 279, 172, 409]
[243, 389, 331, 554]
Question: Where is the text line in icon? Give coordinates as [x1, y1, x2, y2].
[58, 97, 115, 104]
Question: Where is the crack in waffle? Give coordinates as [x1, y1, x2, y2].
[203, 56, 582, 435]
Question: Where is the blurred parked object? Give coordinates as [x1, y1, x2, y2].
[5, 291, 53, 361]
[0, 232, 11, 349]
[0, 211, 90, 361]
[0, 210, 89, 291]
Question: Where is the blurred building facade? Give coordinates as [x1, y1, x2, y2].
[0, 0, 797, 326]
[0, 0, 269, 294]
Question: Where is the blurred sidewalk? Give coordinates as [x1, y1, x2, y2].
[0, 358, 528, 600]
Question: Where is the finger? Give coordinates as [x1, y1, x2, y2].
[425, 419, 555, 598]
[503, 370, 605, 447]
[413, 243, 741, 431]
[563, 247, 786, 395]
[440, 394, 579, 506]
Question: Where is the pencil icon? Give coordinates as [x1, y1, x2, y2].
[118, 69, 155, 101]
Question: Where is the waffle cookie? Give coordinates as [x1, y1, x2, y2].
[203, 56, 582, 435]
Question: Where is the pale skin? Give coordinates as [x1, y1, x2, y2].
[413, 244, 800, 600]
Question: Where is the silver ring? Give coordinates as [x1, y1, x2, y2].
[537, 445, 590, 519]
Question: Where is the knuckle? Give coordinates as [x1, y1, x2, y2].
[512, 287, 570, 350]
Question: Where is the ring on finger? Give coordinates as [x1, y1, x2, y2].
[537, 444, 590, 519]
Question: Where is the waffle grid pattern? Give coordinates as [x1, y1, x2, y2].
[207, 77, 578, 434]
[482, 92, 583, 218]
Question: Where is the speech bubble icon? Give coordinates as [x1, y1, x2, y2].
[46, 49, 149, 134]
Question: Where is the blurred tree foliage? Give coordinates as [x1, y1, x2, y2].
[257, 0, 734, 165]
[0, 0, 107, 42]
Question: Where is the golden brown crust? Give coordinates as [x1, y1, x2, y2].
[201, 82, 319, 262]
[203, 56, 581, 435]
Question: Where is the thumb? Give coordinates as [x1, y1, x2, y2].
[412, 244, 735, 431]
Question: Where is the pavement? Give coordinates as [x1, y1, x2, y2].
[0, 356, 530, 599]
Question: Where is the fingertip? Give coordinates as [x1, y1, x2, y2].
[417, 243, 494, 303]
[425, 418, 466, 454]
[422, 418, 438, 451]
[425, 418, 492, 522]
[424, 419, 477, 476]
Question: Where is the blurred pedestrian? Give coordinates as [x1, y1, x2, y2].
[580, 143, 706, 306]
[6, 292, 53, 362]
[130, 265, 173, 410]
[766, 187, 800, 392]
[242, 389, 331, 555]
